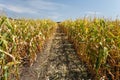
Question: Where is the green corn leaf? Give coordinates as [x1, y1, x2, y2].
[0, 17, 6, 27]
[5, 18, 14, 34]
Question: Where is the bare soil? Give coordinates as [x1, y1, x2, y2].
[20, 27, 91, 80]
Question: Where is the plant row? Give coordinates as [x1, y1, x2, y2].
[60, 18, 120, 80]
[0, 16, 57, 80]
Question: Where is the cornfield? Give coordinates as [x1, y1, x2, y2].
[60, 18, 120, 80]
[0, 16, 120, 80]
[0, 16, 57, 80]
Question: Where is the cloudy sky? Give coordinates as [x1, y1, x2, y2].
[0, 0, 120, 21]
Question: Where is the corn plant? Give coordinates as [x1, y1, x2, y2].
[60, 18, 120, 79]
[0, 16, 57, 80]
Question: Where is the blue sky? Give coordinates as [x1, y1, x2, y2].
[0, 0, 120, 21]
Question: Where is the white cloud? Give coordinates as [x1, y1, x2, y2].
[0, 0, 65, 14]
[0, 3, 37, 13]
[46, 12, 61, 19]
[85, 11, 102, 15]
[0, 7, 3, 11]
[0, 0, 65, 20]
[27, 0, 65, 10]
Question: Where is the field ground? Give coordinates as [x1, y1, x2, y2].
[20, 27, 91, 80]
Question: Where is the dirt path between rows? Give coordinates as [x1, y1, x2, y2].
[20, 27, 91, 80]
